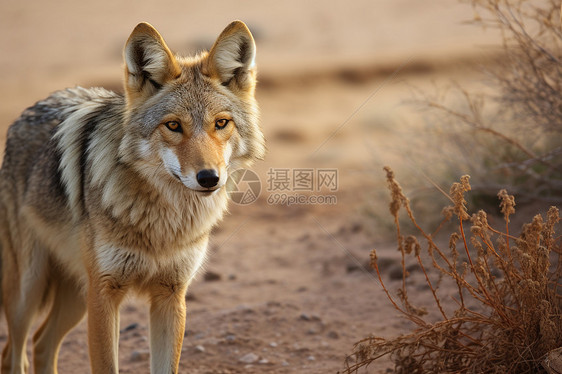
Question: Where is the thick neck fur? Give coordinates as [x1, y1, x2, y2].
[54, 87, 228, 255]
[89, 169, 227, 255]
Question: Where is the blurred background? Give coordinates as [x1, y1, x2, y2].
[0, 0, 495, 127]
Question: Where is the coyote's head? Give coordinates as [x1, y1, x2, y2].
[119, 21, 265, 193]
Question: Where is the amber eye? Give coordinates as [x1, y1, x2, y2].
[215, 119, 230, 130]
[165, 121, 182, 133]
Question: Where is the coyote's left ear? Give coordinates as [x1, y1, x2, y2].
[123, 22, 181, 105]
[204, 21, 256, 93]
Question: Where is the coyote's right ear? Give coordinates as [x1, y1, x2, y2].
[123, 22, 181, 106]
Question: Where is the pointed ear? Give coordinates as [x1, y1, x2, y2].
[123, 22, 181, 104]
[204, 21, 256, 92]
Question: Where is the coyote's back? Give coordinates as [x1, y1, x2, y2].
[1, 87, 122, 225]
[0, 21, 264, 374]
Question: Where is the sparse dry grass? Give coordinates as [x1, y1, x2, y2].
[416, 0, 562, 203]
[344, 167, 562, 373]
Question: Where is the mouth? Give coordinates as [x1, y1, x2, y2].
[196, 189, 217, 195]
[190, 186, 222, 195]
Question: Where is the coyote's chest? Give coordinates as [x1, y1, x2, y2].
[85, 181, 228, 287]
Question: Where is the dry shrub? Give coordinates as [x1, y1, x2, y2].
[344, 168, 562, 373]
[418, 0, 562, 202]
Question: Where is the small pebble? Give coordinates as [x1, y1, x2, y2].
[194, 345, 205, 353]
[376, 256, 399, 270]
[130, 350, 149, 362]
[239, 352, 259, 364]
[258, 358, 269, 365]
[269, 342, 278, 348]
[346, 262, 364, 273]
[121, 323, 139, 333]
[389, 265, 404, 280]
[327, 331, 339, 339]
[204, 271, 222, 282]
[300, 313, 321, 322]
[281, 360, 290, 366]
[300, 313, 311, 321]
[307, 355, 315, 361]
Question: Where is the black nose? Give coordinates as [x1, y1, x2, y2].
[196, 169, 219, 188]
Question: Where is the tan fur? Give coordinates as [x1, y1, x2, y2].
[0, 21, 264, 374]
[124, 23, 182, 108]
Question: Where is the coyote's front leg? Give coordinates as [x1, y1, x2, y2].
[87, 274, 127, 374]
[147, 281, 188, 374]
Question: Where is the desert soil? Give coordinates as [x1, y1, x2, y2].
[0, 1, 510, 373]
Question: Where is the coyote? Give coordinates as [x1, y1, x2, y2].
[0, 20, 264, 374]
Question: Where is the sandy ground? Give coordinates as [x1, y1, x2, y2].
[0, 1, 509, 373]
